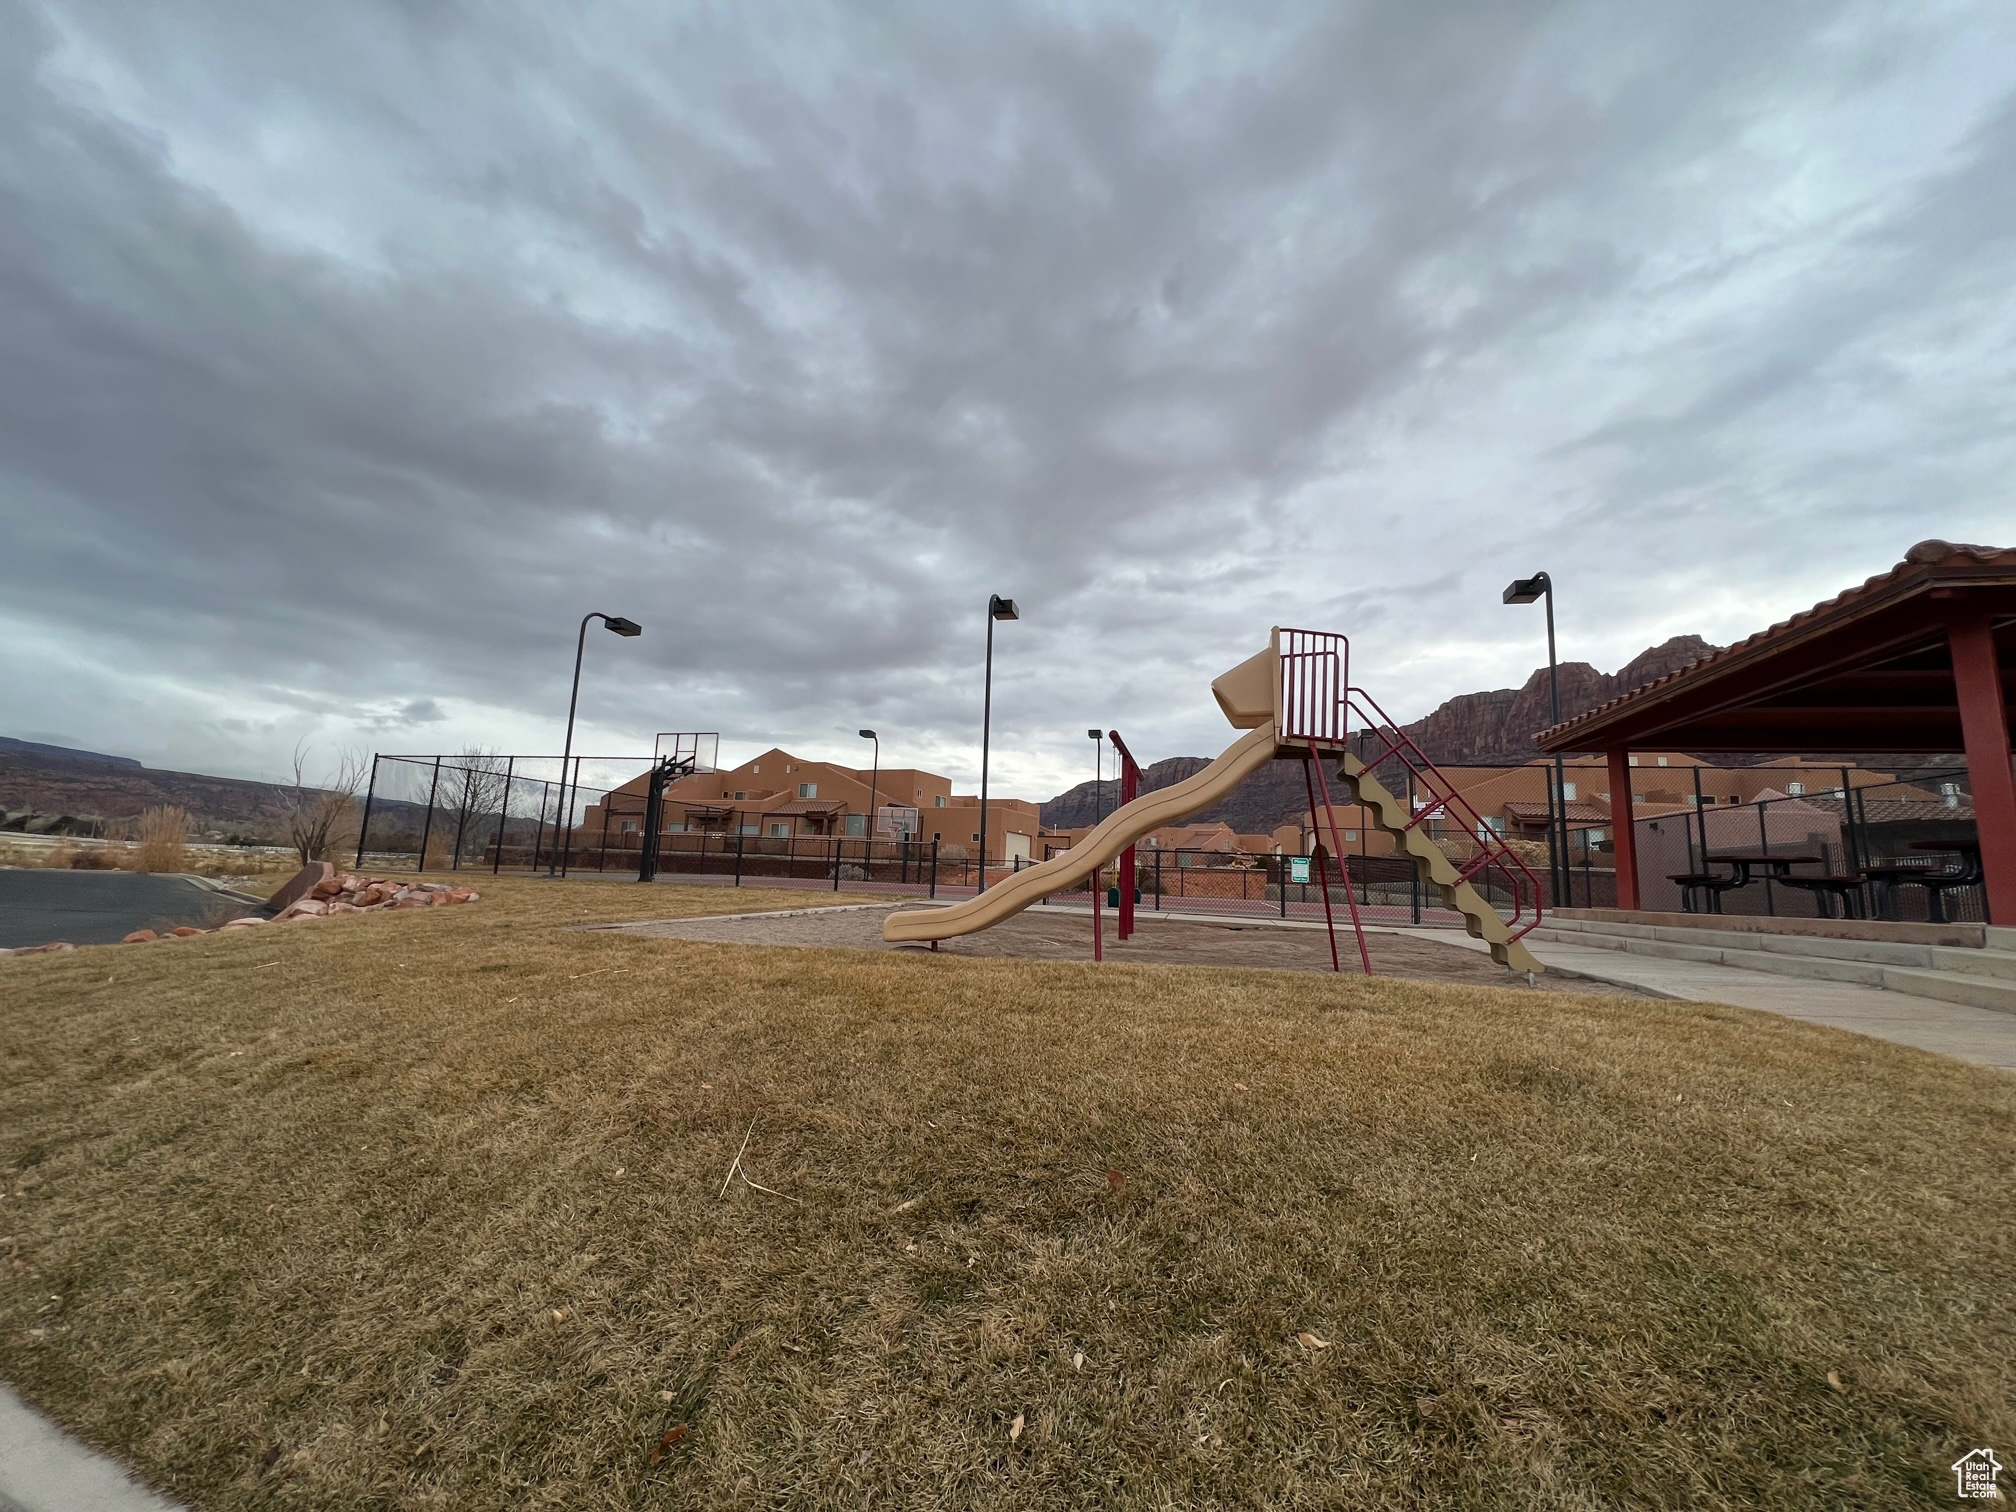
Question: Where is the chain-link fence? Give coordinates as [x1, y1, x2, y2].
[1625, 765, 1982, 922]
[356, 753, 661, 874]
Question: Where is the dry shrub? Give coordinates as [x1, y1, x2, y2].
[65, 844, 119, 870]
[133, 805, 193, 873]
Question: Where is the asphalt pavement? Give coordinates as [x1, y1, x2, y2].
[0, 869, 255, 948]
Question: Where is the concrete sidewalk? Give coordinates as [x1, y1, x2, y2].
[1402, 928, 2016, 1071]
[0, 1386, 182, 1511]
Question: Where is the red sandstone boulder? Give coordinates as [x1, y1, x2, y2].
[171, 926, 204, 938]
[123, 929, 159, 944]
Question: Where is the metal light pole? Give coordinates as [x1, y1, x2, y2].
[1502, 573, 1569, 905]
[549, 611, 641, 876]
[977, 594, 1019, 892]
[1087, 728, 1104, 826]
[858, 729, 879, 844]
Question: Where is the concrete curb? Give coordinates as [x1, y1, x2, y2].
[0, 1385, 184, 1511]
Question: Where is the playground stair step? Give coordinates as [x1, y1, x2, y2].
[1337, 753, 1540, 976]
[1531, 917, 2016, 1017]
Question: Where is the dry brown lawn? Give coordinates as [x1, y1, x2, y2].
[1, 876, 2011, 1510]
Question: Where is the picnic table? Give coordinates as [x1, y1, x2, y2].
[1669, 852, 1822, 914]
[1863, 840, 1984, 923]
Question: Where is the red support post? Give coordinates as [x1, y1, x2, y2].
[1109, 730, 1142, 941]
[1091, 866, 1103, 961]
[1949, 614, 2016, 925]
[1608, 747, 1640, 911]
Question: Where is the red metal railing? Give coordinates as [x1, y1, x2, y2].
[1276, 629, 1542, 943]
[1278, 628, 1351, 745]
[1344, 685, 1542, 941]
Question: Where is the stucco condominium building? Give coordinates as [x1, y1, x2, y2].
[583, 748, 1048, 862]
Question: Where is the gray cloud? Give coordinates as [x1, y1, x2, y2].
[3, 0, 2015, 793]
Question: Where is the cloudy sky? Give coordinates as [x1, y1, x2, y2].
[4, 0, 2015, 800]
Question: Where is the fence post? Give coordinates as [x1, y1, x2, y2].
[1758, 799, 1775, 915]
[1280, 855, 1288, 918]
[531, 781, 552, 874]
[491, 757, 514, 874]
[929, 838, 939, 898]
[734, 831, 744, 887]
[1154, 848, 1162, 911]
[355, 755, 380, 870]
[1408, 769, 1422, 923]
[558, 755, 582, 879]
[415, 756, 442, 873]
[449, 774, 474, 872]
[833, 837, 841, 891]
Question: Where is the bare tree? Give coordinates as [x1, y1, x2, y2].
[287, 743, 368, 865]
[443, 748, 511, 863]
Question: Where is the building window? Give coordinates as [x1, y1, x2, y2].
[734, 790, 746, 800]
[752, 764, 760, 774]
[1344, 830, 1358, 841]
[1656, 757, 1669, 767]
[934, 795, 946, 807]
[1561, 782, 1577, 801]
[667, 823, 686, 833]
[970, 832, 980, 842]
[798, 782, 817, 799]
[619, 820, 638, 833]
[1787, 782, 1805, 796]
[844, 813, 865, 836]
[769, 822, 789, 838]
[739, 824, 759, 835]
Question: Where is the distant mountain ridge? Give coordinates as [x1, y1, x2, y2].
[1039, 635, 1724, 833]
[0, 740, 310, 837]
[0, 735, 142, 768]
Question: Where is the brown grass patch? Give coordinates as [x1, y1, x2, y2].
[0, 879, 2010, 1509]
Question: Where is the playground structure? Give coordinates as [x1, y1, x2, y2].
[883, 629, 1545, 975]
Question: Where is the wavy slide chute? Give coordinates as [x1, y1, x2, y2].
[880, 723, 1279, 944]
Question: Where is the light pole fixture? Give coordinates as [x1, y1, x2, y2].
[858, 729, 879, 843]
[1087, 728, 1104, 827]
[977, 594, 1019, 892]
[549, 612, 642, 876]
[1502, 572, 1569, 905]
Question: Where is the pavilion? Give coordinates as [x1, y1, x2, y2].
[1536, 540, 2016, 924]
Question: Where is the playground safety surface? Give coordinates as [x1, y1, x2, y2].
[605, 903, 1638, 993]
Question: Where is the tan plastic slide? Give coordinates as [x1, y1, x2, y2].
[880, 722, 1280, 944]
[883, 639, 1283, 944]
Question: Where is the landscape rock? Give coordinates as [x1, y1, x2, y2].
[122, 929, 159, 944]
[171, 926, 204, 937]
[277, 899, 330, 920]
[15, 941, 78, 954]
[309, 876, 346, 902]
[221, 916, 264, 928]
[327, 901, 363, 914]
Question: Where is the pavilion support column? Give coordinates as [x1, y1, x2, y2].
[1607, 747, 1641, 911]
[1948, 613, 2016, 925]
